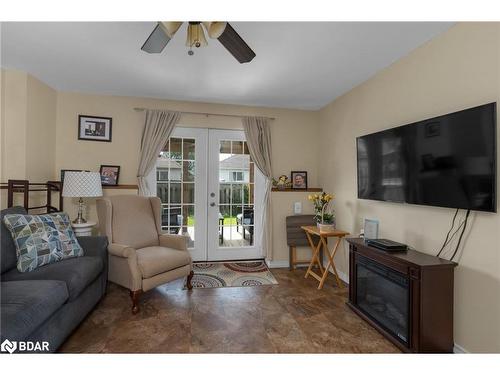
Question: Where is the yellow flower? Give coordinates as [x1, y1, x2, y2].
[308, 195, 313, 200]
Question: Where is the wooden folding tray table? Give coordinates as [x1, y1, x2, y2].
[301, 225, 349, 290]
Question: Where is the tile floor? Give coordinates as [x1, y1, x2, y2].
[59, 268, 400, 353]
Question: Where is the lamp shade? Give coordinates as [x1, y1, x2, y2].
[62, 172, 103, 198]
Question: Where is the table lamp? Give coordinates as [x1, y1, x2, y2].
[62, 171, 103, 224]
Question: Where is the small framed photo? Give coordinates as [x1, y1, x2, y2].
[60, 169, 89, 184]
[291, 171, 308, 189]
[99, 165, 120, 186]
[78, 115, 112, 142]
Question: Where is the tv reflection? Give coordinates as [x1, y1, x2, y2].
[358, 131, 407, 202]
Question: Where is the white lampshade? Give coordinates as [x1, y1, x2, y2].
[62, 172, 103, 198]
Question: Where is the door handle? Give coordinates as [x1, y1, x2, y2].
[210, 202, 217, 207]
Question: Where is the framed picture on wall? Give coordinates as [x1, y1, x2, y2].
[291, 171, 308, 189]
[78, 115, 112, 142]
[100, 165, 120, 186]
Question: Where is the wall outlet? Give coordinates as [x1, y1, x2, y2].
[294, 202, 302, 214]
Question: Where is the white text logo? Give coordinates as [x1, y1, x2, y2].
[0, 339, 49, 353]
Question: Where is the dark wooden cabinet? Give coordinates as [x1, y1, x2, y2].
[346, 238, 457, 353]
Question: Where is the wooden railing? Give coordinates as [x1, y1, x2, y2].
[1, 179, 63, 213]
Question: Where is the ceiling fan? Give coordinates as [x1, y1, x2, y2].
[141, 21, 256, 63]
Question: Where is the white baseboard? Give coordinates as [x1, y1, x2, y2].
[266, 259, 350, 285]
[266, 259, 289, 268]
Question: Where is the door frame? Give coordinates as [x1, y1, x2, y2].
[149, 127, 264, 261]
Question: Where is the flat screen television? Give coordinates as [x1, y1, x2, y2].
[356, 103, 497, 212]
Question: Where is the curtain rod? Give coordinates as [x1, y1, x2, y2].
[133, 107, 275, 121]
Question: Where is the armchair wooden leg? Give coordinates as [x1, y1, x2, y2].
[130, 289, 142, 314]
[186, 270, 194, 290]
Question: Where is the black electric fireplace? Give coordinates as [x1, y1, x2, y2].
[355, 255, 409, 344]
[347, 238, 457, 353]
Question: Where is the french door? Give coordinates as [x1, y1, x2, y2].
[150, 127, 264, 261]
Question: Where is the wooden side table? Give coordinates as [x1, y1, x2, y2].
[301, 225, 349, 289]
[71, 221, 96, 237]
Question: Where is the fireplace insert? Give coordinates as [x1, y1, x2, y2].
[355, 254, 409, 345]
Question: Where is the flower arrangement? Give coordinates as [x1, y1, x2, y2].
[308, 192, 335, 229]
[272, 175, 292, 190]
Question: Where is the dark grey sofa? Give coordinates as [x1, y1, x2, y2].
[0, 206, 108, 352]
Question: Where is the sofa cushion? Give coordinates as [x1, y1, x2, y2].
[1, 206, 27, 274]
[2, 256, 103, 301]
[136, 246, 191, 278]
[0, 280, 68, 342]
[3, 212, 83, 272]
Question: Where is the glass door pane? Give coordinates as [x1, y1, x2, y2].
[218, 140, 255, 247]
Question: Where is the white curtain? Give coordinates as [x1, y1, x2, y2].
[137, 110, 181, 196]
[242, 117, 273, 259]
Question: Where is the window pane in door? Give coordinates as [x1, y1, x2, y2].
[183, 183, 194, 204]
[183, 161, 195, 182]
[220, 140, 231, 154]
[232, 140, 244, 154]
[218, 139, 255, 248]
[169, 183, 181, 203]
[219, 184, 231, 204]
[183, 138, 195, 160]
[169, 138, 182, 160]
[232, 184, 243, 204]
[157, 183, 168, 203]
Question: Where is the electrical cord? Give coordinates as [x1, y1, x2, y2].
[450, 209, 471, 261]
[440, 216, 468, 256]
[437, 208, 459, 258]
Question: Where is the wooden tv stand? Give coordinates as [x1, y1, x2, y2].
[346, 238, 457, 353]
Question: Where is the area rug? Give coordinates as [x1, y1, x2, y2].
[189, 261, 278, 289]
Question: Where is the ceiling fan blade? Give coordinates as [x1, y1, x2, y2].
[141, 23, 171, 54]
[216, 23, 256, 63]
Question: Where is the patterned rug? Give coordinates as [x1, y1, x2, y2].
[189, 261, 278, 289]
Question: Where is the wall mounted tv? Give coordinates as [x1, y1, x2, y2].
[356, 103, 497, 212]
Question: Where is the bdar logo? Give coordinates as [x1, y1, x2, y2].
[1, 339, 17, 353]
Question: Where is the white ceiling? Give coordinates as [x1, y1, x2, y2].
[1, 22, 452, 110]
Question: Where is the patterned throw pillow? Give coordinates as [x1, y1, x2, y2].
[2, 213, 83, 272]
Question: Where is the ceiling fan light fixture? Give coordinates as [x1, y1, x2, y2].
[186, 22, 208, 48]
[159, 21, 182, 38]
[202, 22, 227, 39]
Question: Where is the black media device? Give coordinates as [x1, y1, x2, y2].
[365, 238, 408, 252]
[356, 103, 497, 212]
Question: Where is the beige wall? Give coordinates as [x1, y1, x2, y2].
[1, 69, 27, 181]
[25, 74, 57, 181]
[318, 23, 500, 352]
[1, 69, 57, 208]
[54, 91, 320, 261]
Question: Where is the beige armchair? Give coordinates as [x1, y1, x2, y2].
[96, 195, 193, 314]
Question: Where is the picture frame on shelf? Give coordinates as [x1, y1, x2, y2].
[291, 171, 308, 190]
[78, 115, 112, 142]
[99, 165, 120, 186]
[60, 169, 90, 184]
